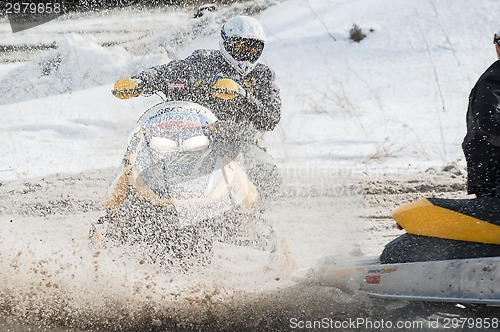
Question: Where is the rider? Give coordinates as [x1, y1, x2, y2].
[462, 30, 500, 198]
[132, 15, 281, 143]
[113, 15, 281, 198]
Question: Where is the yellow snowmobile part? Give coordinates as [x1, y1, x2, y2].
[210, 78, 240, 100]
[104, 171, 130, 212]
[392, 198, 500, 245]
[112, 78, 140, 99]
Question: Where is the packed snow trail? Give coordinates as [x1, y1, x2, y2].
[0, 167, 497, 332]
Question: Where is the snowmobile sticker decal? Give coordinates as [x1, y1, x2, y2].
[367, 268, 397, 274]
[364, 275, 381, 284]
[138, 101, 217, 126]
[146, 111, 210, 126]
[364, 268, 397, 285]
[165, 82, 188, 89]
[147, 116, 205, 130]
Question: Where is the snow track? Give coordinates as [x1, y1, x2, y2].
[0, 168, 497, 332]
[2, 0, 500, 329]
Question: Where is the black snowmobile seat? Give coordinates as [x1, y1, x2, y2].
[381, 197, 500, 263]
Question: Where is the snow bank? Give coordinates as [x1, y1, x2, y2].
[0, 33, 167, 105]
[1, 0, 500, 178]
[260, 0, 500, 171]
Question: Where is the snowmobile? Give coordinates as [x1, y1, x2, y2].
[299, 197, 500, 305]
[90, 78, 279, 266]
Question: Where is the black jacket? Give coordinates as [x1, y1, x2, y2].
[133, 49, 281, 141]
[462, 60, 500, 197]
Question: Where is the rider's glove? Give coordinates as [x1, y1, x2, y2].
[210, 77, 248, 101]
[112, 78, 142, 99]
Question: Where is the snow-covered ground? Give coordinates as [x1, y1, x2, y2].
[2, 0, 499, 179]
[1, 0, 499, 331]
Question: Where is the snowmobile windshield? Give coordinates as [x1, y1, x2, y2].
[142, 109, 214, 153]
[139, 106, 215, 177]
[223, 37, 264, 63]
[136, 128, 215, 199]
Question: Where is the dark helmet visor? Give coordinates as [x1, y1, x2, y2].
[223, 37, 264, 63]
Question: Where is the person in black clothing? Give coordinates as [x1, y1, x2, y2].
[133, 15, 281, 142]
[114, 15, 282, 197]
[462, 32, 500, 197]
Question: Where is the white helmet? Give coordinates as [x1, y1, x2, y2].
[220, 16, 266, 76]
